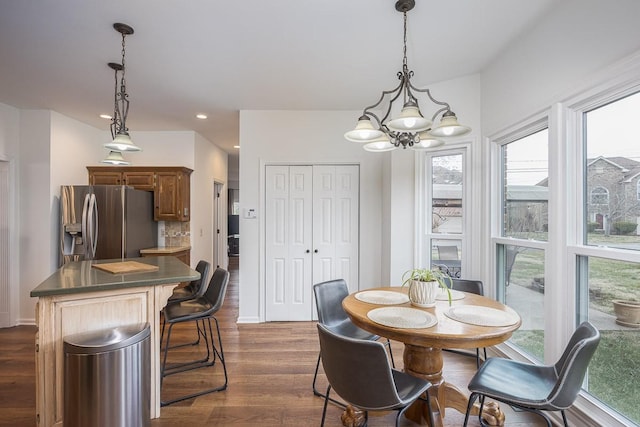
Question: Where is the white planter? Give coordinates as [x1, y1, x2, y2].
[408, 280, 440, 308]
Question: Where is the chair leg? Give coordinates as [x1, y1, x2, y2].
[386, 338, 395, 368]
[463, 392, 479, 427]
[561, 410, 569, 427]
[312, 352, 323, 396]
[161, 315, 228, 406]
[320, 385, 331, 427]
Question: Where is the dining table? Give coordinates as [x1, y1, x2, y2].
[342, 286, 521, 427]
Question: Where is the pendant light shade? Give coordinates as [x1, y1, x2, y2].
[102, 150, 130, 165]
[429, 111, 471, 137]
[344, 116, 384, 142]
[363, 138, 397, 152]
[104, 131, 141, 152]
[387, 102, 431, 132]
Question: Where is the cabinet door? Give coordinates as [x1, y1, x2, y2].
[89, 171, 122, 185]
[124, 171, 155, 191]
[155, 172, 180, 221]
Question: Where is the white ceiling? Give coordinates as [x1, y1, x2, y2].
[0, 0, 556, 158]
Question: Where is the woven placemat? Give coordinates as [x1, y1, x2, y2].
[444, 305, 520, 327]
[355, 290, 409, 305]
[367, 307, 437, 329]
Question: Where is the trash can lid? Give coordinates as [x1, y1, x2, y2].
[63, 323, 150, 354]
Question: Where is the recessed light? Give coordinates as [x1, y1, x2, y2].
[233, 145, 240, 149]
[100, 114, 112, 119]
[196, 114, 208, 119]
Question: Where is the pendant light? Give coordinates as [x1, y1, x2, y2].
[104, 22, 141, 153]
[345, 0, 471, 152]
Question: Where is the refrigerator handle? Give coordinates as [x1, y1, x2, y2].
[81, 193, 90, 259]
[88, 193, 98, 259]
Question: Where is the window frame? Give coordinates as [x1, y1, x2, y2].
[416, 143, 472, 278]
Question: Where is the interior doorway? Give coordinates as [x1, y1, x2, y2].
[213, 182, 224, 269]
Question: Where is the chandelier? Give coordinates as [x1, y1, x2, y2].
[103, 22, 140, 165]
[344, 0, 471, 152]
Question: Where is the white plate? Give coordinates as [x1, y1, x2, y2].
[444, 305, 520, 327]
[435, 289, 465, 301]
[367, 307, 437, 329]
[355, 290, 409, 305]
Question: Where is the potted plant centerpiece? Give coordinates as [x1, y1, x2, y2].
[402, 267, 452, 307]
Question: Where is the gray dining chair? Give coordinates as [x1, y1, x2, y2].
[317, 323, 433, 427]
[444, 278, 487, 368]
[312, 279, 395, 407]
[160, 267, 230, 406]
[463, 321, 600, 427]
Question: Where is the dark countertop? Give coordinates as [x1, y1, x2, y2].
[31, 256, 199, 297]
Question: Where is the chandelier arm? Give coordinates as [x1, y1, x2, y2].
[361, 77, 405, 124]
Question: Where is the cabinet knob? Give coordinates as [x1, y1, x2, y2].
[314, 249, 318, 253]
[306, 249, 310, 253]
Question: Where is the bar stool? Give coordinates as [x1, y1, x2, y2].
[160, 267, 230, 406]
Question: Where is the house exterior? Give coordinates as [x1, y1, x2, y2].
[587, 156, 640, 234]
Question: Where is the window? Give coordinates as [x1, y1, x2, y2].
[585, 92, 640, 248]
[495, 127, 548, 362]
[502, 129, 549, 241]
[418, 149, 468, 278]
[577, 91, 640, 424]
[590, 186, 609, 205]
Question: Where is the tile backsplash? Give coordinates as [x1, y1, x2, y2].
[160, 221, 191, 247]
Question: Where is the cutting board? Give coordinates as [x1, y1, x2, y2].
[92, 261, 159, 274]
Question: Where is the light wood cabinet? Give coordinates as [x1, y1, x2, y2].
[87, 166, 193, 221]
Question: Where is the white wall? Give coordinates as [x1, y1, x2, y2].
[238, 110, 385, 322]
[482, 0, 640, 135]
[19, 110, 52, 323]
[192, 132, 229, 273]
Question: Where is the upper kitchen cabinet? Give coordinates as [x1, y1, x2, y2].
[87, 166, 193, 221]
[155, 168, 191, 222]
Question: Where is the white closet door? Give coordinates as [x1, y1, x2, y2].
[266, 164, 359, 321]
[312, 165, 359, 294]
[265, 166, 313, 321]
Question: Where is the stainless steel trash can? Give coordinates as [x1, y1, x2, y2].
[64, 323, 151, 427]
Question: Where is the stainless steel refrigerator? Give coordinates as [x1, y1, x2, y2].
[59, 185, 157, 266]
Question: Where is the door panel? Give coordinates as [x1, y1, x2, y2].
[266, 164, 359, 321]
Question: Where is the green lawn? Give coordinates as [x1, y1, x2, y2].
[504, 234, 640, 425]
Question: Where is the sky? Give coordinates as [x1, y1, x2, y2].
[506, 91, 640, 185]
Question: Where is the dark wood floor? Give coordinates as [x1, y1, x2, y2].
[0, 257, 544, 426]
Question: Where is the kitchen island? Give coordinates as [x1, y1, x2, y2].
[30, 256, 199, 427]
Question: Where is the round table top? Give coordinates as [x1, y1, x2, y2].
[343, 287, 521, 349]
